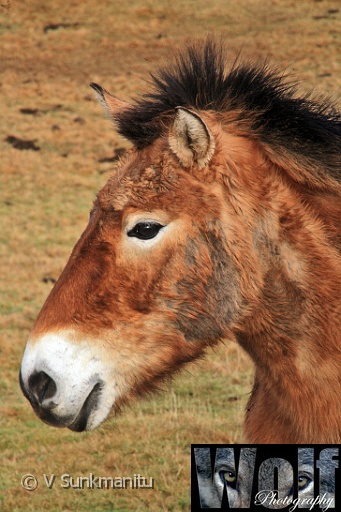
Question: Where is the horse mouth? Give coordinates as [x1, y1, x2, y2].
[19, 368, 104, 431]
[68, 382, 103, 432]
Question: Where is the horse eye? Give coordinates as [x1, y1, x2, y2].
[220, 470, 236, 486]
[127, 222, 164, 240]
[298, 475, 311, 490]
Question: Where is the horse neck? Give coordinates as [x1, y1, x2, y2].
[231, 164, 341, 442]
[233, 154, 341, 346]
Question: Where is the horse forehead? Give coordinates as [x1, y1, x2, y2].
[98, 179, 162, 214]
[96, 146, 223, 216]
[97, 154, 176, 211]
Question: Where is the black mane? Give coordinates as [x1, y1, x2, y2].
[114, 40, 341, 182]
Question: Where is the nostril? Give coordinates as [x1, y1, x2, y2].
[28, 371, 57, 407]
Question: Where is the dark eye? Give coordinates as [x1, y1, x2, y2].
[127, 222, 164, 240]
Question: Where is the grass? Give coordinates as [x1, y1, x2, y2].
[1, 341, 252, 511]
[0, 0, 340, 510]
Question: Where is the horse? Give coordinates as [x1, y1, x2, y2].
[20, 40, 341, 443]
[193, 447, 336, 508]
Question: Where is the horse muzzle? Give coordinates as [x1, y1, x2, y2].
[19, 332, 118, 431]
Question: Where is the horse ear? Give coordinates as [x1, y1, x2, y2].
[169, 107, 215, 169]
[90, 82, 131, 118]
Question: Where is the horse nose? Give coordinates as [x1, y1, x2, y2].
[22, 371, 58, 409]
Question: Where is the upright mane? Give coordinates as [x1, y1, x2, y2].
[115, 40, 341, 186]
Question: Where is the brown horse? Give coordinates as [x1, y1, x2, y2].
[20, 41, 341, 443]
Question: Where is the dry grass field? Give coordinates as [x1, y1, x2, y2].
[0, 0, 340, 510]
